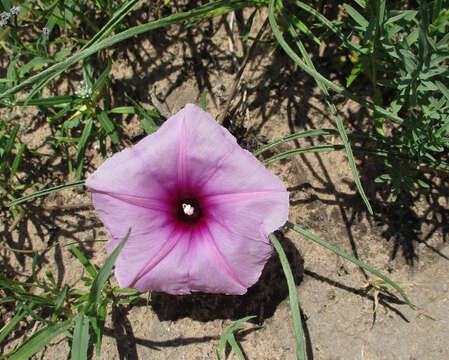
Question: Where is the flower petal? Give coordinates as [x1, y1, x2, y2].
[179, 104, 287, 200]
[89, 192, 182, 290]
[176, 104, 237, 191]
[86, 108, 187, 199]
[203, 190, 289, 235]
[115, 225, 190, 293]
[200, 191, 289, 289]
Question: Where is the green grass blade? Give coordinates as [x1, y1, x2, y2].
[263, 144, 342, 165]
[124, 93, 160, 134]
[7, 320, 71, 360]
[12, 95, 76, 106]
[98, 110, 119, 144]
[343, 4, 369, 28]
[55, 285, 68, 311]
[91, 58, 111, 94]
[91, 299, 109, 356]
[219, 316, 256, 359]
[7, 180, 85, 207]
[201, 90, 207, 110]
[86, 229, 131, 313]
[282, 12, 373, 214]
[287, 222, 415, 309]
[70, 245, 98, 278]
[108, 106, 135, 114]
[81, 0, 142, 50]
[71, 313, 90, 360]
[261, 142, 449, 172]
[9, 143, 26, 182]
[267, 0, 403, 125]
[253, 128, 340, 156]
[24, 72, 63, 106]
[0, 307, 26, 344]
[269, 233, 306, 360]
[0, 123, 20, 172]
[0, 0, 258, 99]
[76, 119, 94, 180]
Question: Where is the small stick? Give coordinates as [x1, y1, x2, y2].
[0, 244, 36, 253]
[218, 17, 269, 124]
[8, 211, 25, 232]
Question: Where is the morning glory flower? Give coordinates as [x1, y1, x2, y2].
[86, 104, 289, 295]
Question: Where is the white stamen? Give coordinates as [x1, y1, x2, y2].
[182, 203, 194, 216]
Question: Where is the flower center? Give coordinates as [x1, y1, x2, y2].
[176, 198, 202, 224]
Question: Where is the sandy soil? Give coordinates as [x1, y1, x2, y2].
[1, 5, 448, 360]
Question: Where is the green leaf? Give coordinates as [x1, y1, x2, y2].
[242, 8, 257, 42]
[0, 307, 26, 344]
[55, 48, 72, 62]
[219, 316, 256, 359]
[416, 179, 430, 188]
[269, 2, 373, 214]
[91, 299, 109, 356]
[435, 80, 449, 101]
[98, 110, 119, 144]
[9, 143, 26, 182]
[55, 285, 68, 311]
[254, 128, 340, 156]
[81, 0, 141, 50]
[92, 58, 111, 94]
[287, 222, 415, 309]
[0, 123, 20, 172]
[18, 57, 53, 77]
[71, 313, 90, 360]
[108, 106, 135, 114]
[0, 0, 255, 100]
[86, 229, 131, 313]
[7, 320, 71, 360]
[7, 180, 85, 207]
[268, 1, 402, 126]
[201, 90, 207, 110]
[344, 4, 368, 28]
[125, 94, 159, 134]
[70, 245, 98, 278]
[346, 62, 362, 87]
[269, 233, 306, 360]
[76, 119, 94, 180]
[14, 95, 76, 107]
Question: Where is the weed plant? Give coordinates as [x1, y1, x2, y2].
[0, 0, 446, 359]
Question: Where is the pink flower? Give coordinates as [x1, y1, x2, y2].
[86, 104, 289, 295]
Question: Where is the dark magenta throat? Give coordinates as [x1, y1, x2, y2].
[176, 198, 202, 224]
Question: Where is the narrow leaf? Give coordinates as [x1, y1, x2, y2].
[287, 222, 415, 309]
[269, 233, 306, 360]
[0, 123, 20, 172]
[7, 320, 71, 360]
[98, 110, 119, 144]
[76, 119, 94, 180]
[70, 245, 98, 278]
[201, 90, 207, 110]
[71, 313, 90, 360]
[86, 229, 131, 312]
[0, 308, 26, 344]
[7, 180, 85, 207]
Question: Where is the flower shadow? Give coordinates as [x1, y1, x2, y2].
[150, 232, 303, 324]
